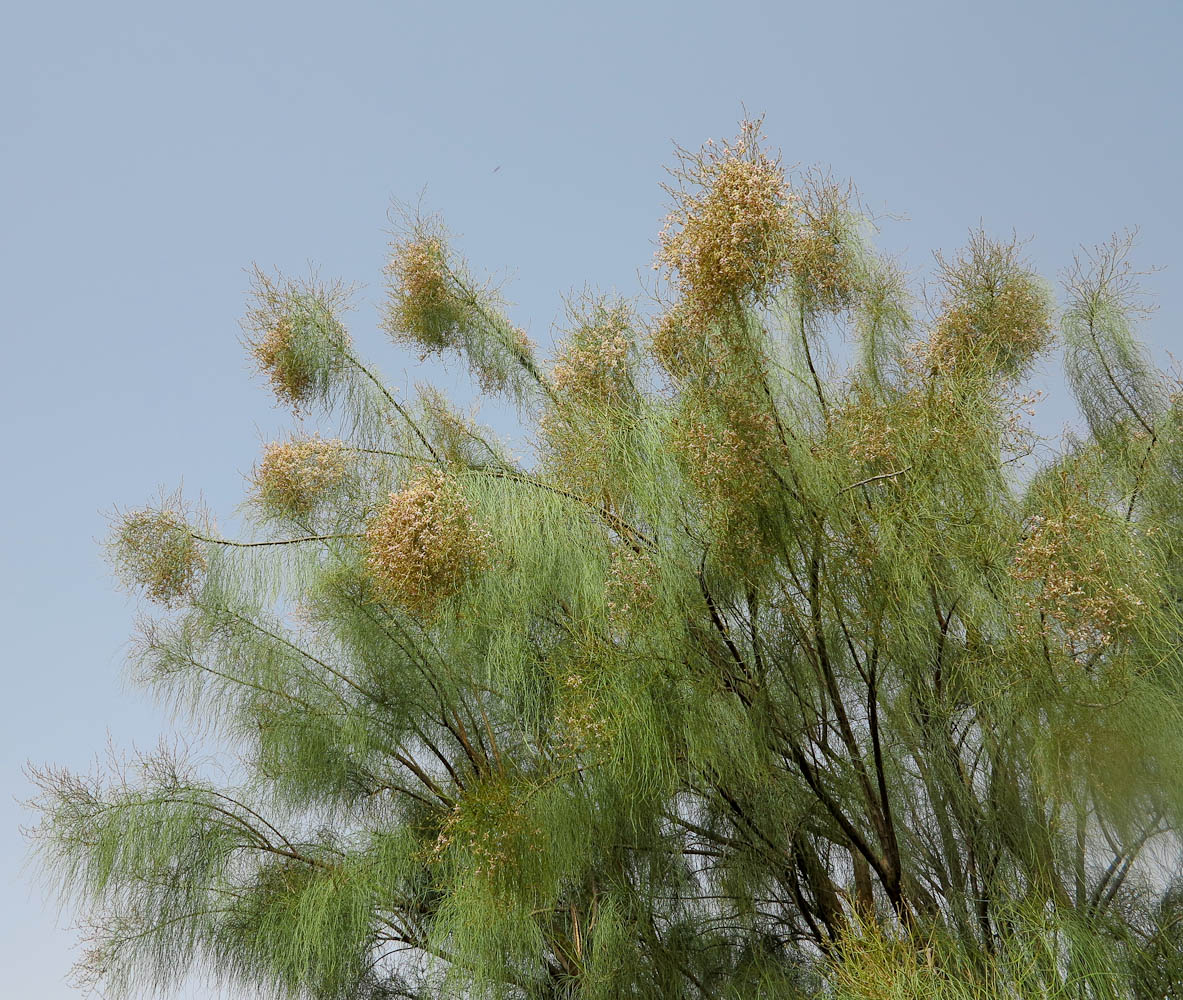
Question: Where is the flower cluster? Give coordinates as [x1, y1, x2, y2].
[648, 305, 743, 381]
[1011, 500, 1146, 655]
[364, 470, 491, 617]
[384, 220, 536, 396]
[605, 547, 658, 623]
[929, 234, 1054, 382]
[649, 307, 696, 379]
[540, 302, 638, 502]
[253, 436, 346, 518]
[657, 120, 796, 319]
[554, 669, 613, 758]
[245, 270, 354, 411]
[551, 303, 634, 406]
[384, 230, 470, 355]
[252, 316, 315, 407]
[788, 173, 860, 313]
[830, 384, 901, 469]
[673, 383, 782, 563]
[427, 781, 543, 882]
[110, 507, 205, 606]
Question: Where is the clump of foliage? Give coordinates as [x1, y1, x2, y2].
[29, 120, 1183, 1000]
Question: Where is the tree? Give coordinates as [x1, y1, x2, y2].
[29, 119, 1183, 1000]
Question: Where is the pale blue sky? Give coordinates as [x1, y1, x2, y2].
[2, 2, 1179, 996]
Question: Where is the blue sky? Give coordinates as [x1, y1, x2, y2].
[2, 1, 1179, 995]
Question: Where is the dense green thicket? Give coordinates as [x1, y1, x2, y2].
[29, 121, 1183, 999]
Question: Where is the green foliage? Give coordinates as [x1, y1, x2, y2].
[28, 123, 1183, 1000]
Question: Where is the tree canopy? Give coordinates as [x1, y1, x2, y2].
[29, 120, 1183, 1000]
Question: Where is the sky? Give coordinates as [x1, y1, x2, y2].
[1, 1, 1180, 996]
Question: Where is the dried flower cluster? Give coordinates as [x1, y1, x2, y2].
[829, 384, 901, 469]
[605, 547, 658, 623]
[674, 384, 782, 562]
[428, 781, 542, 881]
[649, 306, 697, 379]
[999, 389, 1044, 456]
[929, 234, 1054, 382]
[648, 304, 750, 382]
[540, 304, 638, 502]
[789, 174, 860, 313]
[245, 271, 354, 411]
[364, 470, 491, 617]
[385, 230, 470, 354]
[252, 316, 315, 407]
[1012, 499, 1146, 655]
[657, 120, 796, 319]
[384, 221, 535, 396]
[554, 669, 613, 758]
[551, 304, 634, 406]
[253, 436, 346, 518]
[110, 508, 205, 606]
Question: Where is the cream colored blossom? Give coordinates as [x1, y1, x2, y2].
[1011, 499, 1146, 656]
[789, 173, 860, 313]
[928, 233, 1054, 381]
[252, 316, 314, 407]
[551, 305, 633, 406]
[426, 781, 543, 882]
[110, 507, 205, 606]
[385, 232, 469, 353]
[657, 120, 796, 319]
[605, 547, 658, 623]
[673, 381, 782, 565]
[364, 470, 491, 617]
[244, 269, 354, 411]
[253, 436, 346, 517]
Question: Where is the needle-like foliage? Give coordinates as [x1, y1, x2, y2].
[28, 121, 1183, 1000]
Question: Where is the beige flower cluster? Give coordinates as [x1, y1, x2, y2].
[929, 236, 1053, 382]
[364, 470, 491, 617]
[252, 316, 315, 408]
[673, 384, 782, 563]
[649, 305, 735, 381]
[245, 272, 354, 411]
[110, 508, 205, 606]
[427, 781, 542, 881]
[605, 547, 658, 623]
[1011, 501, 1145, 655]
[385, 232, 469, 354]
[539, 304, 637, 502]
[551, 305, 633, 407]
[554, 669, 613, 759]
[253, 436, 346, 518]
[789, 175, 860, 313]
[657, 121, 796, 320]
[829, 384, 901, 469]
[649, 307, 696, 379]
